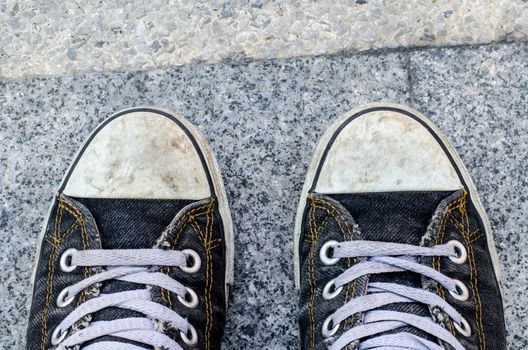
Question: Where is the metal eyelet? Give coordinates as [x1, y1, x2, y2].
[178, 287, 199, 309]
[51, 326, 67, 345]
[449, 279, 469, 301]
[56, 287, 75, 308]
[320, 241, 340, 265]
[322, 315, 340, 338]
[180, 249, 201, 273]
[322, 279, 343, 300]
[180, 323, 198, 346]
[60, 248, 78, 273]
[448, 240, 467, 264]
[454, 317, 472, 337]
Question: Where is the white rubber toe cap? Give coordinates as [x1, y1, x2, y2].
[62, 110, 211, 199]
[314, 109, 462, 193]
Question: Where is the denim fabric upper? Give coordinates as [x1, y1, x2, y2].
[27, 194, 226, 350]
[298, 190, 506, 350]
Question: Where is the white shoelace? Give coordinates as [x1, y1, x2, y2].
[321, 240, 469, 350]
[52, 248, 200, 350]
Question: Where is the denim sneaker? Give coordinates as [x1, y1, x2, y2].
[27, 107, 234, 350]
[294, 103, 506, 350]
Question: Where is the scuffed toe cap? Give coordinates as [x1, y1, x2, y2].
[314, 109, 462, 193]
[62, 110, 211, 199]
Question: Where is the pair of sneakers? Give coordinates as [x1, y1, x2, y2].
[27, 104, 506, 350]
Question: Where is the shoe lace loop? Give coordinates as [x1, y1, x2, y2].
[324, 240, 469, 350]
[54, 248, 197, 350]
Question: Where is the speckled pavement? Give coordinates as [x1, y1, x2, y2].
[1, 0, 528, 79]
[1, 42, 527, 348]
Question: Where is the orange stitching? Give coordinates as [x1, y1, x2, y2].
[158, 199, 217, 348]
[189, 201, 216, 350]
[307, 202, 319, 350]
[191, 220, 206, 244]
[310, 197, 356, 290]
[40, 195, 101, 349]
[59, 197, 92, 303]
[468, 229, 483, 244]
[447, 216, 467, 233]
[166, 204, 214, 307]
[306, 196, 357, 348]
[44, 220, 79, 245]
[41, 197, 219, 347]
[160, 286, 168, 307]
[459, 197, 486, 349]
[40, 199, 64, 349]
[40, 196, 91, 348]
[433, 195, 464, 335]
[433, 195, 465, 273]
[165, 205, 213, 310]
[310, 197, 357, 328]
[161, 202, 213, 309]
[447, 216, 482, 244]
[435, 192, 486, 348]
[61, 223, 79, 242]
[307, 199, 339, 349]
[204, 201, 215, 350]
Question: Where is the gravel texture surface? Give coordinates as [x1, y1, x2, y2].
[1, 0, 528, 79]
[1, 41, 527, 348]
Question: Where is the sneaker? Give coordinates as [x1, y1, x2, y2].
[294, 103, 506, 350]
[27, 107, 234, 350]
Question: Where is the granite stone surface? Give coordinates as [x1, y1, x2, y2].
[409, 43, 528, 349]
[1, 0, 528, 79]
[1, 42, 526, 348]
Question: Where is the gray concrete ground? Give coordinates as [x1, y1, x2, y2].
[1, 0, 528, 79]
[1, 41, 527, 348]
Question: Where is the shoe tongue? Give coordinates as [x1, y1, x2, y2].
[328, 191, 454, 245]
[74, 197, 195, 249]
[71, 197, 195, 347]
[328, 191, 456, 341]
